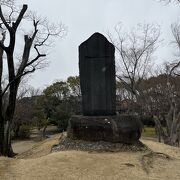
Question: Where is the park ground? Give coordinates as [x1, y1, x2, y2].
[0, 126, 180, 180]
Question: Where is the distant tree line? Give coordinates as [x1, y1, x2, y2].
[14, 70, 180, 146]
[13, 76, 81, 139]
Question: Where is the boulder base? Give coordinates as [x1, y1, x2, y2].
[67, 115, 143, 144]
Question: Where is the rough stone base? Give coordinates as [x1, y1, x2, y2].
[67, 115, 143, 144]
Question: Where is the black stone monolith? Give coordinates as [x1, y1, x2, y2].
[79, 32, 116, 116]
[67, 32, 143, 144]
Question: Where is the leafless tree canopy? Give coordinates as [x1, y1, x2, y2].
[137, 22, 180, 146]
[159, 0, 180, 4]
[0, 3, 66, 96]
[107, 23, 160, 99]
[0, 1, 66, 156]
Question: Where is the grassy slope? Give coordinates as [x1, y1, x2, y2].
[0, 134, 180, 180]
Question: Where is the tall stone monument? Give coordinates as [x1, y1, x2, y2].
[67, 32, 142, 143]
[79, 32, 116, 116]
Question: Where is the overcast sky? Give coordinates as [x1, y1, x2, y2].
[18, 0, 180, 89]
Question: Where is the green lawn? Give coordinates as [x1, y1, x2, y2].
[142, 127, 156, 137]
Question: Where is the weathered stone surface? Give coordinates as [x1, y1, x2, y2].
[67, 32, 142, 144]
[67, 115, 143, 144]
[79, 32, 116, 116]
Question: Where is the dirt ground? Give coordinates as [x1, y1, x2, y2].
[12, 140, 38, 154]
[0, 134, 180, 180]
[12, 126, 59, 155]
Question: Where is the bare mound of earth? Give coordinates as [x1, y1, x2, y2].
[0, 134, 180, 180]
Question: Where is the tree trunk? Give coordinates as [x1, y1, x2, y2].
[42, 124, 47, 139]
[0, 35, 4, 156]
[0, 119, 4, 156]
[0, 82, 19, 156]
[0, 120, 15, 157]
[155, 125, 161, 142]
[3, 121, 13, 156]
[0, 4, 29, 157]
[14, 124, 20, 138]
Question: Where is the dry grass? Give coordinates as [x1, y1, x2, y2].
[0, 134, 180, 180]
[15, 133, 61, 159]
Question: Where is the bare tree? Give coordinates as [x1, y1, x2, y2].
[143, 64, 180, 146]
[159, 0, 180, 4]
[107, 23, 160, 102]
[139, 23, 180, 146]
[155, 23, 180, 145]
[0, 1, 66, 156]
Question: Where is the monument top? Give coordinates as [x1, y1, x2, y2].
[79, 32, 115, 58]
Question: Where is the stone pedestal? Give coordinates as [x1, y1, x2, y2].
[67, 115, 143, 144]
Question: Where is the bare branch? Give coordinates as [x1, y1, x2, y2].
[16, 20, 39, 77]
[1, 66, 35, 97]
[108, 23, 160, 98]
[171, 23, 180, 52]
[0, 5, 11, 31]
[159, 0, 180, 4]
[0, 31, 7, 50]
[12, 4, 27, 30]
[169, 61, 180, 75]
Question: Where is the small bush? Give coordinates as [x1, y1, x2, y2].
[57, 118, 69, 132]
[18, 125, 31, 138]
